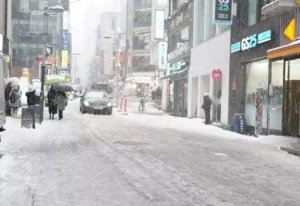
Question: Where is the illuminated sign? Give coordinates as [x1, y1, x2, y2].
[214, 0, 232, 25]
[61, 50, 68, 68]
[158, 42, 168, 70]
[231, 30, 272, 53]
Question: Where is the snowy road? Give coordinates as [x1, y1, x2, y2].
[1, 98, 300, 206]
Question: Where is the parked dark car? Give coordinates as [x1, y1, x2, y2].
[80, 90, 113, 115]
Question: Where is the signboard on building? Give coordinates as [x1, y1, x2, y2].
[158, 42, 168, 70]
[214, 0, 233, 25]
[212, 69, 222, 82]
[63, 11, 69, 30]
[61, 50, 68, 68]
[62, 30, 68, 50]
[155, 10, 165, 39]
[231, 30, 272, 53]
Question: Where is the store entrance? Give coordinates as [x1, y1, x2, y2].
[283, 58, 300, 135]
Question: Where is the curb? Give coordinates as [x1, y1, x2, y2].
[280, 147, 300, 157]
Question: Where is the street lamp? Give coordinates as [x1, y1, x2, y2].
[40, 5, 64, 122]
[104, 35, 120, 107]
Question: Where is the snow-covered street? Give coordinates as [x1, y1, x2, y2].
[1, 99, 300, 206]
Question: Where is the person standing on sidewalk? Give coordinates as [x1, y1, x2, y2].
[9, 87, 21, 117]
[5, 82, 12, 116]
[202, 93, 212, 125]
[55, 91, 67, 120]
[47, 86, 57, 119]
[156, 86, 162, 105]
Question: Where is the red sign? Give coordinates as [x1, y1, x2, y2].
[232, 82, 236, 90]
[212, 69, 222, 82]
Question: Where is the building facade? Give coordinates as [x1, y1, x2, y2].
[229, 0, 300, 135]
[187, 0, 231, 124]
[11, 0, 69, 79]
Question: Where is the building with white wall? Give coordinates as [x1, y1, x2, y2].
[188, 0, 231, 124]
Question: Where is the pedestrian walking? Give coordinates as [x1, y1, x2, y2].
[151, 89, 156, 103]
[55, 91, 67, 120]
[9, 88, 21, 117]
[47, 86, 57, 119]
[156, 86, 162, 105]
[5, 82, 13, 116]
[202, 93, 212, 125]
[138, 98, 146, 111]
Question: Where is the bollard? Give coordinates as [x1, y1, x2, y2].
[118, 96, 123, 112]
[122, 97, 128, 115]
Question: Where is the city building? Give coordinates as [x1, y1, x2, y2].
[10, 0, 70, 79]
[229, 0, 300, 136]
[126, 0, 154, 78]
[0, 0, 12, 79]
[187, 0, 231, 124]
[163, 0, 194, 117]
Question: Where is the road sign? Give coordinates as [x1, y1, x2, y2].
[284, 18, 295, 41]
[212, 69, 222, 82]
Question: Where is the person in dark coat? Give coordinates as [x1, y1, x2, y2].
[202, 93, 212, 125]
[47, 86, 57, 119]
[5, 82, 13, 116]
[151, 90, 156, 103]
[55, 91, 67, 120]
[156, 86, 162, 104]
[26, 89, 37, 107]
[9, 88, 21, 117]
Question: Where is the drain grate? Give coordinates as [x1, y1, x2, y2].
[114, 141, 149, 146]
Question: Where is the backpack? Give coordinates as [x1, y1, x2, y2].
[10, 92, 18, 103]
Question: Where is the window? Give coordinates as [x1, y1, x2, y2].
[248, 0, 257, 26]
[195, 0, 205, 45]
[207, 0, 216, 39]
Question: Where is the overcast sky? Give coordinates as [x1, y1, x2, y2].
[69, 0, 122, 85]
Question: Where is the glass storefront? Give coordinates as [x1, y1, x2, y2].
[245, 59, 269, 130]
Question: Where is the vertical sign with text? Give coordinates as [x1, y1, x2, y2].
[214, 0, 232, 25]
[155, 10, 165, 39]
[62, 30, 68, 50]
[158, 42, 168, 70]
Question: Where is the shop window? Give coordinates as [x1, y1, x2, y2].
[270, 60, 283, 132]
[207, 0, 216, 40]
[245, 59, 269, 129]
[195, 0, 205, 45]
[248, 0, 257, 26]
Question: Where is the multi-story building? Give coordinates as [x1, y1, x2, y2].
[126, 0, 154, 77]
[187, 0, 231, 124]
[229, 0, 300, 136]
[10, 0, 70, 79]
[0, 0, 12, 79]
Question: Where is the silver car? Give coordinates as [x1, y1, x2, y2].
[80, 90, 113, 115]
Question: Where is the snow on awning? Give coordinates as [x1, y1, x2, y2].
[267, 39, 300, 59]
[159, 68, 189, 80]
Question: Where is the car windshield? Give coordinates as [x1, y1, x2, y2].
[84, 91, 107, 98]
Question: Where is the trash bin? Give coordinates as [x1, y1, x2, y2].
[232, 113, 246, 134]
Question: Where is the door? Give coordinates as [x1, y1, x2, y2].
[283, 58, 300, 135]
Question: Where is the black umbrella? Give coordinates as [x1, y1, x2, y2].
[53, 84, 73, 92]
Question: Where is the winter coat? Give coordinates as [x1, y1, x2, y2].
[156, 88, 162, 98]
[47, 89, 56, 104]
[202, 96, 212, 110]
[5, 84, 12, 101]
[9, 90, 21, 108]
[55, 92, 67, 111]
[26, 90, 37, 106]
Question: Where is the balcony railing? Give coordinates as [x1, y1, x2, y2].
[262, 0, 298, 15]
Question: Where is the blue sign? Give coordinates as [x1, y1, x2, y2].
[231, 30, 272, 53]
[62, 30, 68, 50]
[62, 68, 69, 73]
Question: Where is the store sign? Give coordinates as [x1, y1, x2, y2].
[212, 69, 222, 82]
[173, 62, 181, 71]
[231, 30, 272, 53]
[214, 0, 232, 24]
[63, 11, 69, 30]
[158, 42, 168, 70]
[61, 50, 68, 68]
[155, 10, 165, 39]
[62, 30, 68, 50]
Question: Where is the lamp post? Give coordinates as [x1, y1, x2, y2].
[104, 35, 120, 107]
[38, 6, 64, 122]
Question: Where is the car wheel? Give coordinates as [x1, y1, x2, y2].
[107, 107, 112, 115]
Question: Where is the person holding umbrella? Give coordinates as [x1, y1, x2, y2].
[47, 86, 57, 119]
[53, 84, 72, 120]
